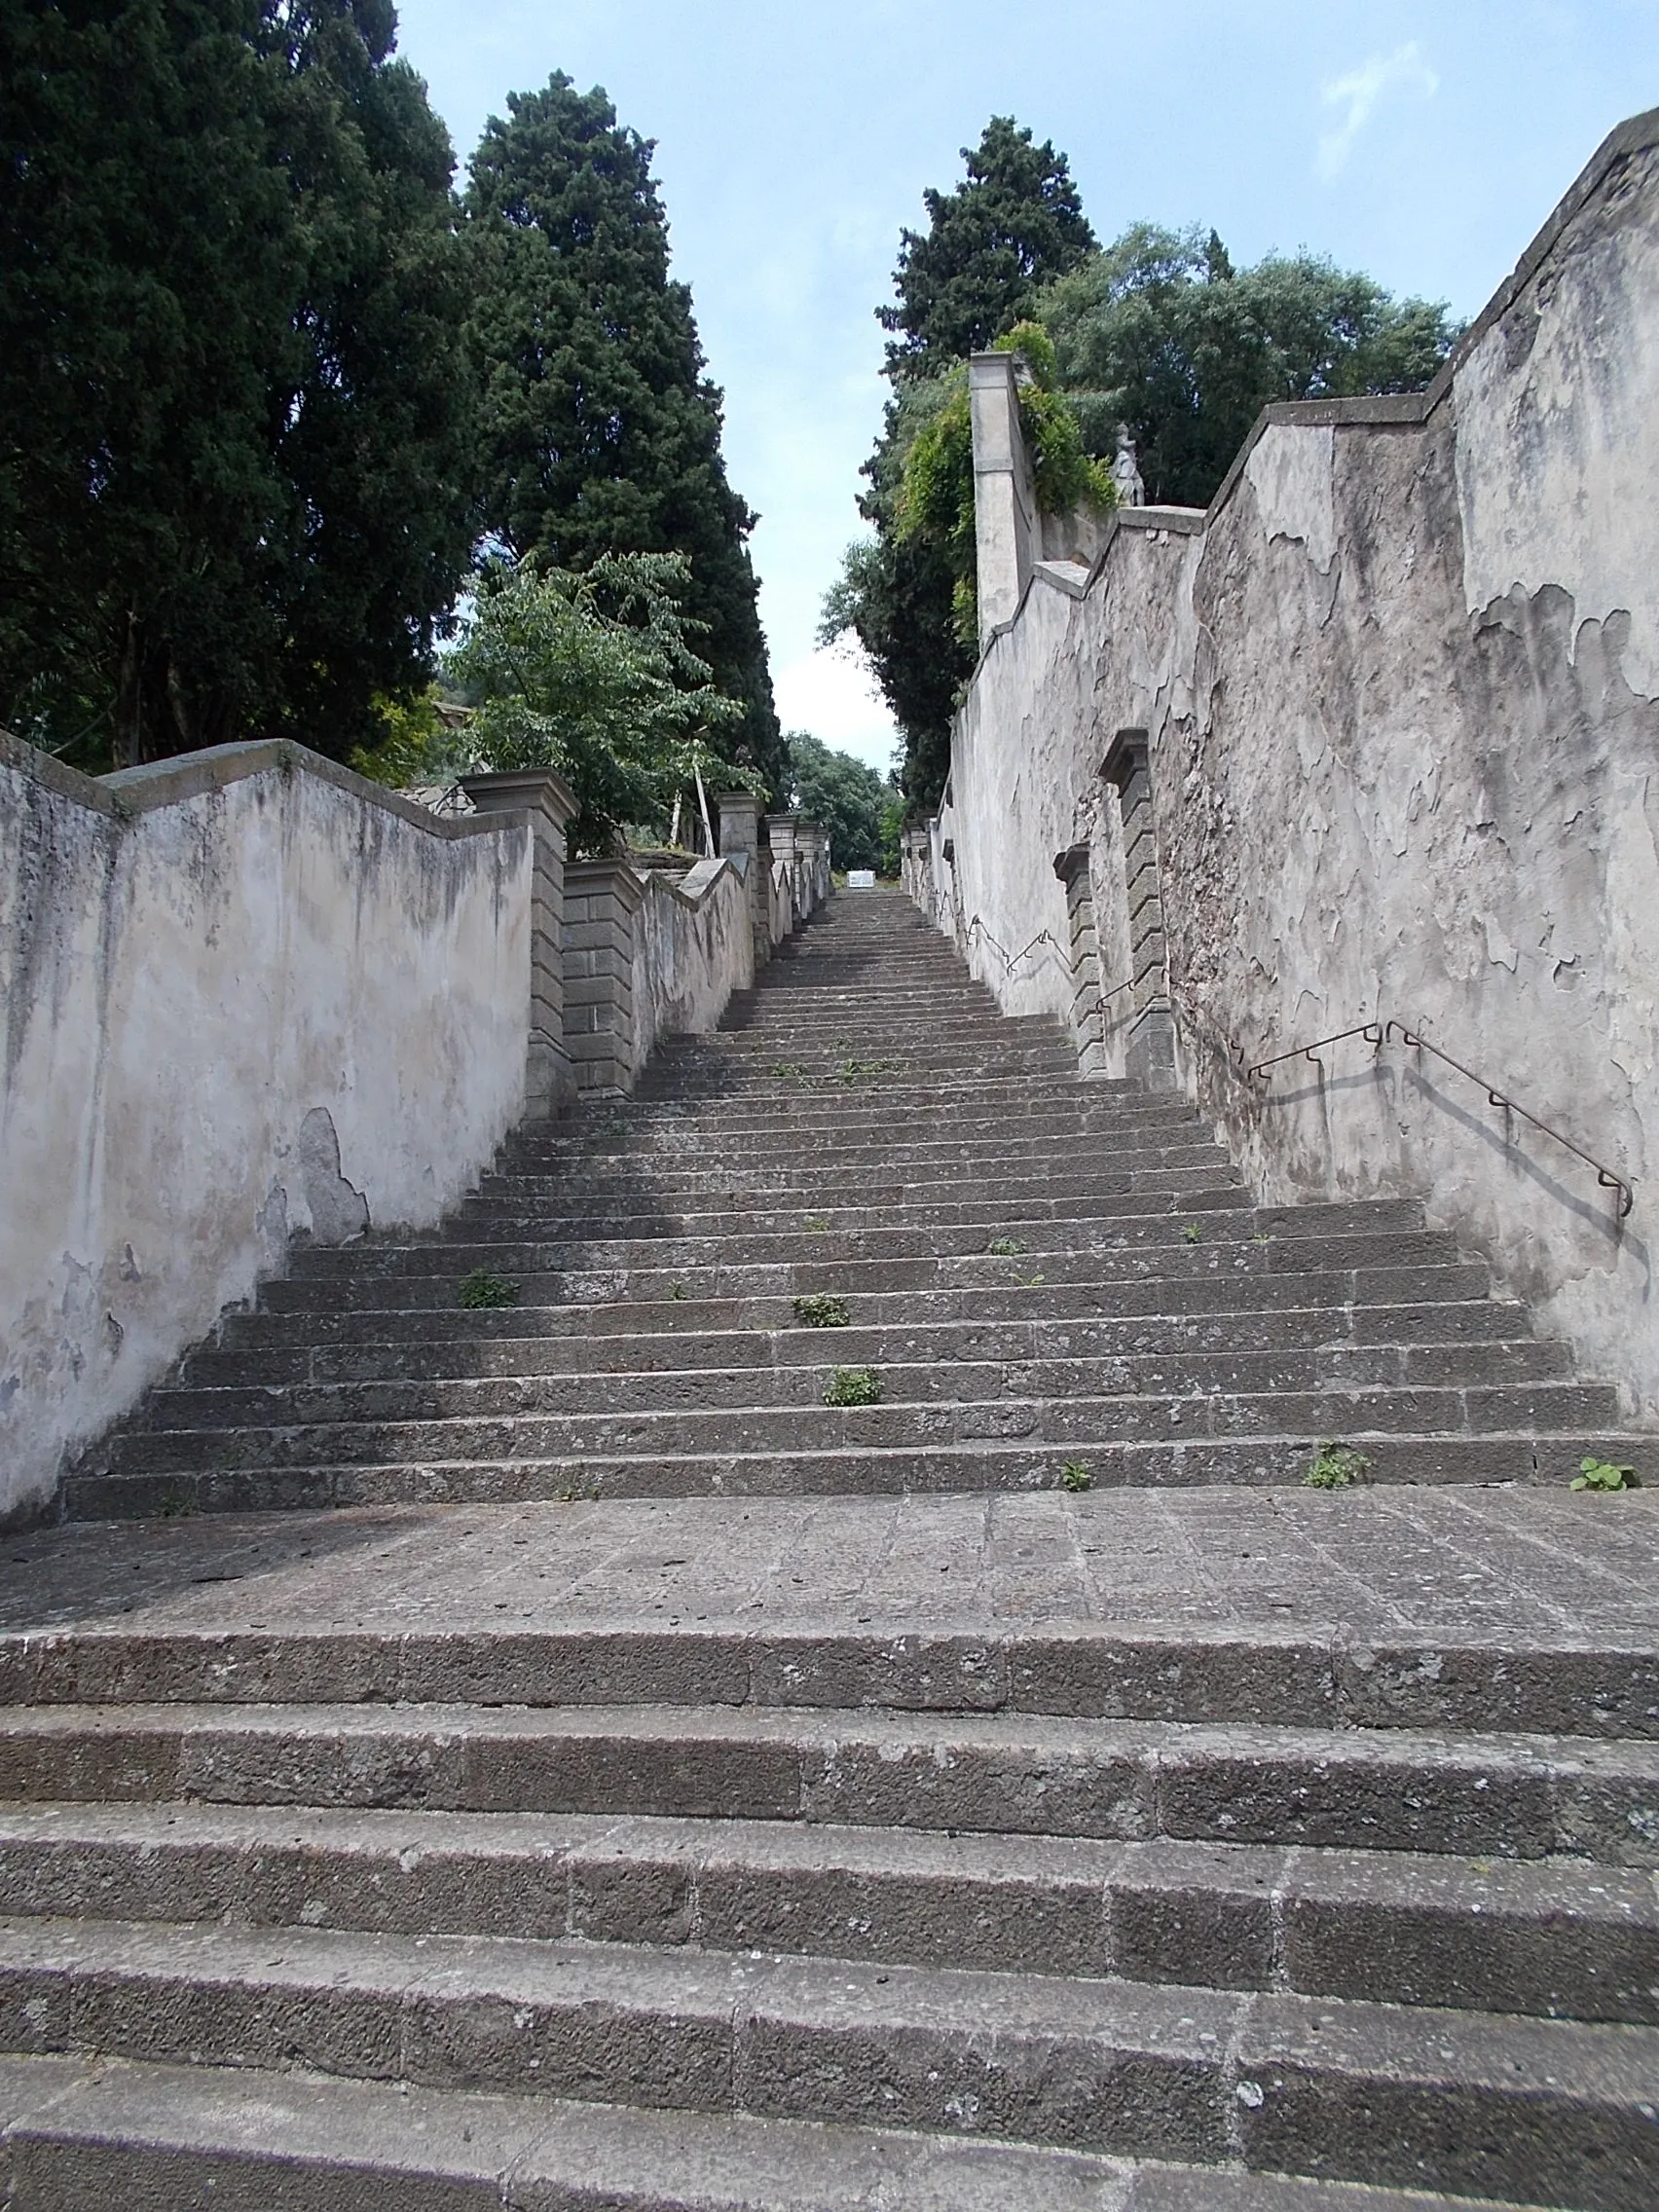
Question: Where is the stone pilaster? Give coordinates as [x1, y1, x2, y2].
[1053, 842, 1106, 1074]
[718, 792, 772, 961]
[459, 768, 578, 1119]
[968, 350, 1036, 641]
[764, 813, 806, 921]
[1101, 730, 1175, 1091]
[562, 860, 645, 1096]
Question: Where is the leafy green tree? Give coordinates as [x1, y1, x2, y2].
[446, 552, 753, 858]
[1037, 224, 1460, 507]
[0, 0, 478, 767]
[826, 119, 1096, 815]
[880, 116, 1095, 380]
[464, 75, 785, 799]
[786, 731, 899, 874]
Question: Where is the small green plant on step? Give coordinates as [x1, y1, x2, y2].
[793, 1293, 850, 1328]
[986, 1236, 1027, 1257]
[1306, 1441, 1371, 1490]
[557, 1477, 603, 1503]
[1182, 1223, 1203, 1244]
[458, 1268, 519, 1309]
[668, 1282, 688, 1302]
[825, 1365, 883, 1406]
[1060, 1459, 1093, 1493]
[1014, 1272, 1046, 1288]
[1572, 1455, 1638, 1493]
[803, 1215, 830, 1233]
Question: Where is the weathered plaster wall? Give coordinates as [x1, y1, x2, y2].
[0, 737, 533, 1520]
[925, 110, 1659, 1419]
[631, 856, 756, 1071]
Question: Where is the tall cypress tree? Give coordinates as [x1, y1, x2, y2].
[0, 0, 477, 766]
[465, 75, 785, 798]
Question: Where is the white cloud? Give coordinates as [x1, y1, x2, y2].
[774, 644, 899, 772]
[1317, 42, 1439, 178]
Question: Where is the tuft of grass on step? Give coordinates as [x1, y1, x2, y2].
[458, 1268, 519, 1310]
[1060, 1459, 1093, 1493]
[793, 1293, 850, 1328]
[803, 1215, 831, 1233]
[1182, 1223, 1203, 1244]
[986, 1236, 1027, 1257]
[1305, 1441, 1370, 1490]
[1571, 1455, 1638, 1493]
[824, 1365, 883, 1406]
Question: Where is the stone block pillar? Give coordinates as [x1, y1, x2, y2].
[1102, 729, 1175, 1091]
[765, 813, 805, 921]
[969, 350, 1036, 642]
[562, 860, 645, 1096]
[1053, 842, 1106, 1074]
[459, 768, 578, 1120]
[718, 792, 772, 962]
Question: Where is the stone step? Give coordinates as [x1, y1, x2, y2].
[0, 1915, 1649, 2204]
[179, 1314, 1560, 1392]
[2, 1701, 1651, 1862]
[10, 1606, 1649, 1738]
[97, 1373, 1626, 1479]
[66, 1425, 1659, 1519]
[19, 2054, 1565, 2212]
[474, 1151, 1240, 1205]
[511, 1106, 1208, 1163]
[143, 1340, 1577, 1431]
[0, 1804, 1650, 2024]
[217, 1270, 1516, 1355]
[257, 1235, 1469, 1314]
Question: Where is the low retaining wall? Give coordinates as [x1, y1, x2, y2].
[912, 109, 1659, 1421]
[0, 736, 534, 1523]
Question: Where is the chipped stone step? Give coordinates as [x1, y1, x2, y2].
[0, 2051, 1214, 2212]
[177, 1319, 1563, 1395]
[255, 1238, 1470, 1315]
[0, 1702, 1653, 1862]
[210, 1280, 1528, 1364]
[97, 1373, 1627, 1482]
[67, 1426, 1659, 1519]
[9, 1614, 1653, 1739]
[102, 1377, 1627, 1484]
[0, 1919, 1652, 2203]
[0, 1805, 1652, 2026]
[140, 1343, 1581, 1433]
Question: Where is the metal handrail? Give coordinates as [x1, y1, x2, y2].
[1246, 1022, 1382, 1081]
[1240, 1013, 1634, 1218]
[1384, 1019, 1634, 1219]
[965, 915, 1067, 979]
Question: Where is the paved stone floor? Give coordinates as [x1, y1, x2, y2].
[3, 1489, 1654, 1646]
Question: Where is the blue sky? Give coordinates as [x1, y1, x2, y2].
[393, 0, 1659, 770]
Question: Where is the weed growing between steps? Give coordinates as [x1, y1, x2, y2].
[458, 1269, 519, 1309]
[987, 1236, 1028, 1256]
[803, 1215, 830, 1233]
[1061, 1459, 1093, 1492]
[1572, 1456, 1639, 1492]
[793, 1294, 850, 1327]
[1182, 1223, 1203, 1244]
[1306, 1442, 1371, 1490]
[824, 1366, 883, 1406]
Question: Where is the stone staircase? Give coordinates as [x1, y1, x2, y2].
[1, 886, 1654, 2206]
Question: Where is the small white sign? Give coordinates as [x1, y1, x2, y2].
[847, 868, 876, 888]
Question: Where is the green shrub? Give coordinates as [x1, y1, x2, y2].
[1306, 1442, 1370, 1490]
[458, 1268, 519, 1309]
[1571, 1456, 1638, 1493]
[793, 1294, 850, 1328]
[824, 1365, 883, 1406]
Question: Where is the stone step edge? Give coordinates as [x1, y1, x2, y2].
[0, 1802, 1650, 2026]
[0, 1918, 1647, 2207]
[0, 2052, 1579, 2211]
[5, 1616, 1653, 1735]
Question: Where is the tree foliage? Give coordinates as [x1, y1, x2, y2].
[827, 120, 1097, 816]
[786, 731, 900, 875]
[880, 116, 1095, 379]
[0, 0, 478, 767]
[464, 74, 785, 800]
[1036, 224, 1461, 507]
[445, 551, 753, 858]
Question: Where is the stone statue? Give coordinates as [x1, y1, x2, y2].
[1111, 426, 1145, 508]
